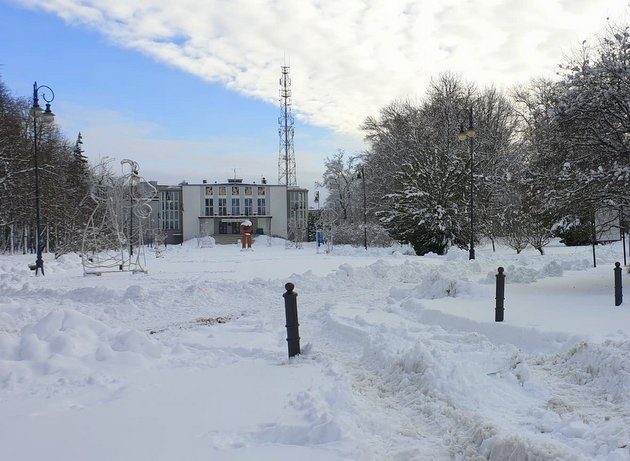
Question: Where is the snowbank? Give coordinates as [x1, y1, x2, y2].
[0, 309, 161, 392]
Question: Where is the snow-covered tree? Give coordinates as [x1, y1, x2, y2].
[316, 150, 361, 222]
[516, 22, 630, 221]
[0, 76, 96, 255]
[363, 73, 519, 255]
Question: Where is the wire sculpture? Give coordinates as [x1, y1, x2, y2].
[81, 158, 157, 275]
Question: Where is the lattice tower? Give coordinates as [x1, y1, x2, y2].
[278, 65, 297, 186]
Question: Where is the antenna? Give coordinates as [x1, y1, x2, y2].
[278, 64, 297, 186]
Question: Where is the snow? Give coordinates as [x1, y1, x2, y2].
[1, 238, 630, 460]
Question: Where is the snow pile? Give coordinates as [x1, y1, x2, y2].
[550, 340, 630, 404]
[324, 242, 416, 257]
[388, 268, 474, 300]
[0, 309, 161, 391]
[480, 260, 566, 284]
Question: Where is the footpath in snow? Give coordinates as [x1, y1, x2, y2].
[1, 239, 630, 460]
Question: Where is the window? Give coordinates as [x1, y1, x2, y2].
[244, 198, 253, 216]
[231, 198, 240, 215]
[289, 190, 307, 229]
[257, 198, 266, 215]
[218, 186, 227, 196]
[244, 186, 253, 196]
[205, 186, 213, 196]
[218, 198, 227, 216]
[257, 186, 265, 196]
[204, 198, 213, 216]
[159, 191, 181, 230]
[231, 186, 240, 195]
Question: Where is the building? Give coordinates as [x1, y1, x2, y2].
[146, 178, 308, 245]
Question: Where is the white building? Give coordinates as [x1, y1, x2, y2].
[147, 178, 308, 244]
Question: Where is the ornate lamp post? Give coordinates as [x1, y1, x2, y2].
[31, 82, 55, 275]
[457, 107, 476, 260]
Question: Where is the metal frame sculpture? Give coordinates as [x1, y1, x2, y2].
[81, 158, 157, 275]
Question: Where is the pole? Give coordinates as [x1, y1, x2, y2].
[621, 209, 627, 266]
[495, 267, 505, 321]
[32, 84, 44, 276]
[283, 282, 301, 357]
[468, 107, 475, 261]
[615, 262, 623, 306]
[362, 166, 367, 251]
[623, 226, 627, 267]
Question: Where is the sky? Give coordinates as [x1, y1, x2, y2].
[1, 0, 628, 195]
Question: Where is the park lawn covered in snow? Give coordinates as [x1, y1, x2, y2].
[1, 238, 630, 460]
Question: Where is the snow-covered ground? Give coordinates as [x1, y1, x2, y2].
[1, 238, 630, 460]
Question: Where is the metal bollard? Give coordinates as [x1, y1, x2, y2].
[283, 282, 301, 357]
[495, 267, 505, 322]
[615, 262, 623, 306]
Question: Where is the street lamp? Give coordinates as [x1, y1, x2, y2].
[357, 165, 367, 250]
[457, 107, 476, 260]
[31, 81, 55, 276]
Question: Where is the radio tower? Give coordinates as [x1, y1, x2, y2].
[278, 65, 297, 186]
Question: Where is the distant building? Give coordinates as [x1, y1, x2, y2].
[146, 178, 308, 245]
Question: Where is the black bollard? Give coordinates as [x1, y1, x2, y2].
[615, 262, 623, 307]
[495, 267, 505, 322]
[283, 282, 301, 357]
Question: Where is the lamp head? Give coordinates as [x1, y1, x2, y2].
[40, 103, 55, 123]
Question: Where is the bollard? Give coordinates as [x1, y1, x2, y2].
[283, 282, 301, 357]
[615, 262, 623, 306]
[495, 267, 505, 322]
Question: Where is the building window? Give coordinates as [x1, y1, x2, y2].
[204, 198, 213, 216]
[244, 186, 253, 196]
[257, 198, 266, 215]
[257, 186, 265, 196]
[159, 190, 181, 230]
[244, 198, 253, 216]
[232, 198, 240, 215]
[205, 186, 213, 196]
[231, 186, 240, 195]
[289, 190, 307, 229]
[218, 186, 227, 196]
[218, 198, 227, 216]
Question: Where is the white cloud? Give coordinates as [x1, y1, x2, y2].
[14, 0, 629, 135]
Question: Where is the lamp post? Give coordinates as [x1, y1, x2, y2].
[357, 165, 367, 250]
[31, 82, 55, 276]
[457, 107, 476, 260]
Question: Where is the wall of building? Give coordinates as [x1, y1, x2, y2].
[182, 185, 201, 241]
[269, 186, 288, 238]
[150, 181, 307, 243]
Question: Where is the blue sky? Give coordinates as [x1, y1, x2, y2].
[0, 1, 361, 191]
[1, 0, 627, 195]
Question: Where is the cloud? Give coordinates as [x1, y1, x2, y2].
[13, 0, 628, 135]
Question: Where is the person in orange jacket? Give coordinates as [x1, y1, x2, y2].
[240, 220, 254, 250]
